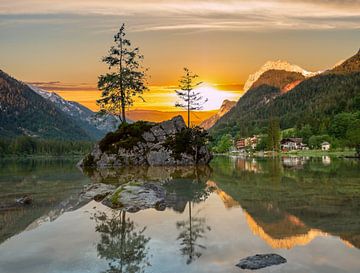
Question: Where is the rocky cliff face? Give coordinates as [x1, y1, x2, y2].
[199, 100, 236, 129]
[80, 116, 212, 167]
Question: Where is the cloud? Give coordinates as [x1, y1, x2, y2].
[1, 1, 359, 31]
[27, 81, 98, 91]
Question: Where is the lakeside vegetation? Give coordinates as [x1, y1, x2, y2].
[0, 136, 94, 158]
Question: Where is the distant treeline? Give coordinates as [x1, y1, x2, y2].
[0, 136, 94, 157]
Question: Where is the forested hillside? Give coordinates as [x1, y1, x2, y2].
[210, 50, 360, 146]
[0, 70, 91, 140]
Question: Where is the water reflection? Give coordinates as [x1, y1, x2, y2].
[211, 156, 360, 249]
[94, 210, 151, 273]
[176, 203, 211, 264]
[0, 157, 359, 273]
[0, 158, 89, 244]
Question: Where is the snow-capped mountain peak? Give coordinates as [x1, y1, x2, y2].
[28, 84, 120, 139]
[243, 60, 317, 92]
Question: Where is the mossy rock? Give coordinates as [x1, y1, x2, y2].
[99, 121, 154, 152]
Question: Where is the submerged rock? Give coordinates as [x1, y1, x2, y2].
[79, 116, 212, 167]
[15, 195, 32, 205]
[102, 183, 166, 212]
[236, 254, 287, 270]
[79, 183, 116, 203]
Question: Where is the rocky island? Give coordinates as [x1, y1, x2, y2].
[79, 116, 212, 168]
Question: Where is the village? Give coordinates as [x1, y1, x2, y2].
[230, 135, 331, 153]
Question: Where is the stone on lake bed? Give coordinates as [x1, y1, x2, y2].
[102, 182, 166, 212]
[15, 195, 32, 205]
[79, 183, 116, 202]
[236, 254, 287, 270]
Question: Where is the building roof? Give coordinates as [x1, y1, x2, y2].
[321, 142, 330, 145]
[281, 138, 303, 144]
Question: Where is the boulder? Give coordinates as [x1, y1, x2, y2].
[236, 254, 287, 270]
[102, 183, 166, 212]
[79, 116, 212, 167]
[79, 183, 116, 202]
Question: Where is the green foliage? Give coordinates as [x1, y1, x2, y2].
[267, 118, 280, 151]
[0, 136, 93, 157]
[213, 134, 233, 153]
[255, 135, 268, 151]
[308, 135, 332, 149]
[97, 24, 148, 123]
[165, 126, 210, 163]
[0, 70, 91, 141]
[346, 119, 360, 157]
[329, 112, 357, 139]
[99, 121, 154, 152]
[210, 67, 360, 146]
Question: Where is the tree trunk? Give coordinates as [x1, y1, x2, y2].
[121, 96, 126, 124]
[187, 89, 190, 128]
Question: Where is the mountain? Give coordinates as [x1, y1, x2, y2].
[330, 48, 360, 74]
[28, 85, 120, 140]
[127, 109, 217, 125]
[210, 49, 360, 139]
[0, 70, 91, 140]
[199, 100, 236, 129]
[243, 60, 317, 92]
[210, 68, 306, 136]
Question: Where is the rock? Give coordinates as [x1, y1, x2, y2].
[79, 183, 116, 202]
[236, 254, 287, 270]
[142, 131, 156, 142]
[79, 115, 212, 167]
[103, 182, 166, 212]
[15, 195, 32, 205]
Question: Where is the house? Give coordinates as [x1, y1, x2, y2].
[235, 135, 259, 151]
[236, 138, 246, 150]
[281, 138, 307, 151]
[321, 142, 331, 151]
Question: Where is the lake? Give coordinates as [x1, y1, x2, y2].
[0, 156, 359, 273]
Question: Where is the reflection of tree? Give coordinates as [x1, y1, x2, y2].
[176, 202, 211, 264]
[94, 210, 150, 273]
[174, 168, 212, 265]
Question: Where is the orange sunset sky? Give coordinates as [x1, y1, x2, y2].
[1, 0, 359, 122]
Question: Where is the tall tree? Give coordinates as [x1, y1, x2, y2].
[267, 118, 281, 151]
[97, 24, 148, 124]
[175, 68, 208, 127]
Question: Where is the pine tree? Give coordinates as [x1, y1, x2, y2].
[97, 24, 148, 124]
[175, 68, 208, 127]
[267, 118, 281, 151]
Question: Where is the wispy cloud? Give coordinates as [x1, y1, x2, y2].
[1, 1, 359, 31]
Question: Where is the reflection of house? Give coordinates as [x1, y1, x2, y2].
[281, 138, 307, 151]
[235, 136, 258, 151]
[282, 157, 307, 169]
[322, 156, 331, 165]
[235, 158, 261, 173]
[321, 142, 330, 151]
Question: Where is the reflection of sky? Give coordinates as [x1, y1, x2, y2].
[0, 196, 359, 273]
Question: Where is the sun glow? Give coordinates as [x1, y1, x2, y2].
[193, 83, 241, 111]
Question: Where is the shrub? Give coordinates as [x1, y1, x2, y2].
[99, 121, 154, 152]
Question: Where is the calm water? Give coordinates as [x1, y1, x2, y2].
[0, 156, 359, 273]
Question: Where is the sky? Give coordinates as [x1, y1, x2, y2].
[0, 0, 359, 112]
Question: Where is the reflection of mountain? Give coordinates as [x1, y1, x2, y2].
[210, 157, 360, 249]
[0, 159, 89, 244]
[244, 211, 326, 249]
